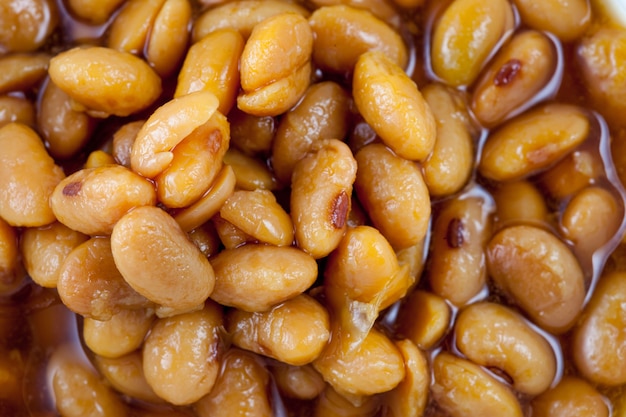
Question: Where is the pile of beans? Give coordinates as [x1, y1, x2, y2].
[1, 0, 626, 416]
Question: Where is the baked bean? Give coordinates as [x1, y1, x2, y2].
[539, 150, 603, 200]
[187, 221, 221, 259]
[38, 79, 95, 160]
[310, 0, 401, 27]
[84, 151, 116, 169]
[487, 225, 585, 333]
[220, 189, 294, 246]
[353, 51, 436, 161]
[57, 237, 152, 320]
[0, 0, 58, 53]
[227, 294, 330, 365]
[111, 206, 215, 313]
[471, 30, 559, 127]
[421, 83, 474, 196]
[382, 339, 430, 417]
[0, 123, 65, 227]
[396, 290, 451, 350]
[172, 164, 236, 232]
[155, 111, 229, 208]
[142, 301, 223, 405]
[0, 218, 18, 285]
[431, 352, 523, 417]
[291, 139, 357, 258]
[431, 0, 515, 87]
[309, 5, 407, 73]
[314, 385, 380, 417]
[573, 271, 626, 385]
[175, 28, 244, 115]
[355, 143, 431, 250]
[145, 0, 192, 77]
[0, 53, 49, 94]
[194, 348, 272, 417]
[513, 0, 591, 41]
[530, 376, 609, 417]
[20, 222, 88, 288]
[210, 243, 317, 311]
[272, 363, 325, 400]
[223, 147, 280, 191]
[108, 0, 166, 54]
[48, 46, 162, 118]
[313, 326, 405, 397]
[50, 165, 156, 236]
[0, 95, 35, 128]
[94, 351, 161, 404]
[396, 238, 428, 283]
[130, 91, 219, 178]
[83, 308, 154, 358]
[229, 108, 275, 156]
[67, 0, 126, 24]
[479, 104, 590, 181]
[212, 214, 254, 249]
[192, 0, 310, 42]
[112, 120, 144, 168]
[492, 180, 549, 227]
[455, 302, 557, 395]
[272, 81, 352, 184]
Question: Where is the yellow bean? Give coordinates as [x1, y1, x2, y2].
[530, 376, 609, 417]
[94, 351, 161, 404]
[229, 108, 275, 156]
[83, 308, 154, 358]
[108, 0, 166, 54]
[396, 290, 451, 350]
[223, 147, 279, 191]
[539, 150, 603, 200]
[66, 0, 125, 24]
[0, 0, 58, 53]
[0, 52, 50, 94]
[492, 180, 549, 228]
[313, 384, 381, 417]
[272, 363, 325, 400]
[0, 95, 35, 128]
[513, 0, 591, 41]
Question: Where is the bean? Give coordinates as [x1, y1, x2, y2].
[272, 81, 352, 185]
[83, 308, 154, 358]
[57, 237, 152, 320]
[111, 206, 215, 313]
[0, 123, 65, 227]
[272, 363, 325, 400]
[396, 290, 451, 350]
[112, 120, 144, 168]
[187, 221, 221, 259]
[487, 225, 585, 333]
[142, 302, 223, 405]
[308, 5, 408, 74]
[0, 95, 35, 128]
[314, 384, 381, 417]
[194, 348, 272, 417]
[229, 108, 275, 156]
[479, 104, 590, 181]
[50, 165, 157, 236]
[130, 91, 219, 178]
[220, 189, 294, 246]
[154, 111, 229, 208]
[492, 180, 549, 228]
[530, 376, 609, 417]
[573, 271, 626, 385]
[223, 147, 279, 191]
[209, 243, 318, 312]
[310, 0, 401, 27]
[0, 218, 18, 285]
[421, 83, 474, 196]
[108, 0, 166, 54]
[513, 0, 591, 41]
[20, 222, 88, 288]
[291, 139, 357, 259]
[0, 0, 58, 53]
[175, 28, 244, 115]
[0, 53, 49, 94]
[84, 151, 116, 169]
[396, 238, 428, 284]
[227, 294, 330, 365]
[431, 352, 523, 417]
[431, 0, 515, 87]
[353, 51, 436, 161]
[94, 351, 161, 404]
[471, 30, 558, 127]
[48, 46, 162, 117]
[66, 0, 125, 24]
[539, 150, 603, 200]
[355, 143, 431, 250]
[213, 214, 254, 249]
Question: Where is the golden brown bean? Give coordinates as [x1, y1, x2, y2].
[272, 81, 351, 184]
[314, 385, 381, 417]
[227, 294, 330, 365]
[83, 308, 154, 358]
[84, 151, 116, 169]
[487, 225, 585, 334]
[0, 53, 49, 94]
[272, 363, 325, 400]
[291, 139, 357, 259]
[175, 28, 244, 115]
[492, 180, 549, 228]
[309, 5, 407, 73]
[396, 290, 451, 350]
[431, 0, 515, 87]
[573, 271, 626, 385]
[428, 194, 492, 306]
[0, 123, 65, 227]
[49, 46, 162, 118]
[431, 352, 523, 417]
[108, 0, 166, 54]
[310, 0, 401, 27]
[187, 221, 221, 259]
[229, 108, 275, 156]
[94, 351, 161, 404]
[479, 104, 590, 181]
[539, 150, 603, 200]
[0, 95, 35, 128]
[210, 243, 317, 311]
[355, 143, 431, 250]
[112, 120, 144, 168]
[223, 147, 279, 191]
[57, 237, 152, 319]
[212, 214, 254, 249]
[0, 218, 18, 285]
[530, 376, 609, 417]
[353, 51, 436, 161]
[143, 302, 223, 405]
[0, 0, 58, 53]
[111, 206, 215, 313]
[20, 222, 88, 288]
[50, 165, 156, 236]
[67, 0, 126, 24]
[194, 348, 272, 417]
[513, 0, 591, 41]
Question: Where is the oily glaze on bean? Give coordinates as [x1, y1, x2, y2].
[396, 290, 452, 351]
[512, 0, 591, 41]
[0, 95, 35, 127]
[107, 0, 166, 54]
[272, 363, 326, 400]
[0, 52, 50, 94]
[492, 180, 549, 227]
[0, 0, 58, 53]
[223, 147, 280, 191]
[530, 376, 610, 417]
[66, 0, 125, 24]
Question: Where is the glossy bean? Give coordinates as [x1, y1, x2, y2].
[83, 308, 154, 358]
[94, 351, 161, 404]
[530, 376, 609, 417]
[0, 0, 58, 53]
[513, 0, 591, 41]
[0, 53, 49, 94]
[396, 290, 451, 350]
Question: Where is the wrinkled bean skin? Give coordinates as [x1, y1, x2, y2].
[50, 165, 157, 236]
[0, 123, 65, 227]
[530, 376, 609, 417]
[111, 206, 215, 313]
[487, 225, 585, 334]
